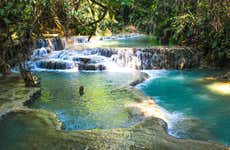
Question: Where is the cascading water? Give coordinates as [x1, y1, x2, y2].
[31, 47, 50, 58]
[28, 48, 124, 72]
[27, 47, 199, 73]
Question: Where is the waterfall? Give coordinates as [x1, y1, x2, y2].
[110, 48, 199, 70]
[26, 47, 199, 72]
[31, 47, 50, 58]
[28, 35, 200, 72]
[111, 49, 142, 69]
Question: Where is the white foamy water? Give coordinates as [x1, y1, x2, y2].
[20, 46, 140, 74]
[151, 98, 187, 138]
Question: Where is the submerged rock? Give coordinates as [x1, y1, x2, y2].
[129, 72, 149, 86]
[126, 98, 167, 123]
[79, 86, 84, 96]
[78, 63, 106, 71]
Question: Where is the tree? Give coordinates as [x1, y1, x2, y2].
[0, 0, 109, 86]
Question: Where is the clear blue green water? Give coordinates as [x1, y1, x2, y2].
[137, 70, 230, 146]
[31, 71, 143, 130]
[82, 36, 159, 48]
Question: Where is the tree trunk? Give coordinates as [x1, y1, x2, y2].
[19, 63, 40, 87]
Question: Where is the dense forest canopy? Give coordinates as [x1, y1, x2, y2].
[0, 0, 229, 74]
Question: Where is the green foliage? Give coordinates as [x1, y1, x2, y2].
[0, 0, 109, 73]
[113, 0, 230, 66]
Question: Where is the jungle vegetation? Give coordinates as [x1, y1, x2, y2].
[0, 0, 229, 74]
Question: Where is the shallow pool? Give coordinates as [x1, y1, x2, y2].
[72, 36, 159, 48]
[137, 70, 230, 146]
[95, 36, 158, 48]
[31, 71, 143, 130]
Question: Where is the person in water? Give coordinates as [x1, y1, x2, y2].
[79, 86, 84, 96]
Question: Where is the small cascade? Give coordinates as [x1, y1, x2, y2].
[110, 48, 199, 70]
[34, 38, 65, 50]
[28, 49, 112, 71]
[31, 47, 51, 58]
[81, 48, 117, 57]
[34, 36, 90, 51]
[51, 38, 66, 50]
[111, 49, 142, 69]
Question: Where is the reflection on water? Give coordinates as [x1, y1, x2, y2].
[137, 70, 230, 146]
[206, 82, 230, 95]
[31, 71, 142, 130]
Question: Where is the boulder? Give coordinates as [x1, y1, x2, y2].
[51, 38, 65, 50]
[37, 60, 75, 70]
[78, 64, 106, 71]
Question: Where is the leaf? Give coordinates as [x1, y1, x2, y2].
[0, 9, 4, 16]
[3, 18, 11, 24]
[212, 41, 217, 48]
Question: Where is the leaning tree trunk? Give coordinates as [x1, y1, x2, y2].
[19, 63, 40, 87]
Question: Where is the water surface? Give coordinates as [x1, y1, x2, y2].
[73, 36, 159, 48]
[32, 71, 142, 130]
[137, 70, 230, 145]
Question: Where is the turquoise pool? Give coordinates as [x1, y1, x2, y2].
[137, 70, 230, 146]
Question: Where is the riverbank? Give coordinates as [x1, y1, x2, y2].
[0, 74, 40, 117]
